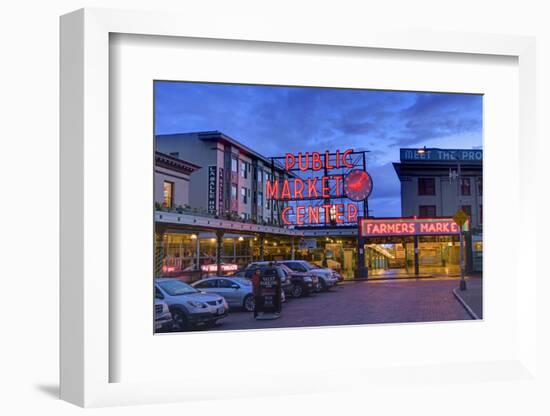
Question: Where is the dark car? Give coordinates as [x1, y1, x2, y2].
[245, 262, 317, 298]
[242, 263, 290, 301]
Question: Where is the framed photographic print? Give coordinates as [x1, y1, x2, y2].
[60, 8, 538, 408]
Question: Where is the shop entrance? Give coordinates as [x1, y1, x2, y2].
[365, 236, 461, 278]
[357, 217, 468, 279]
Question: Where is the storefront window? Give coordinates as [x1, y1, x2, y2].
[163, 181, 173, 208]
[460, 177, 471, 195]
[418, 178, 435, 195]
[419, 205, 436, 217]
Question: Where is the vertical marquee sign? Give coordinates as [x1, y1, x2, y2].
[207, 165, 217, 214]
[266, 149, 373, 226]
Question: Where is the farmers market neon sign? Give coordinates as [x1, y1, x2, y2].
[266, 149, 372, 226]
[359, 218, 463, 237]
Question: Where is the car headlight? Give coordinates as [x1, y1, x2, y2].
[187, 300, 207, 309]
[303, 276, 312, 282]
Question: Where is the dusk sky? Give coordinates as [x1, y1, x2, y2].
[155, 81, 483, 217]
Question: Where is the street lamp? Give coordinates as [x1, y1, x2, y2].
[416, 147, 467, 291]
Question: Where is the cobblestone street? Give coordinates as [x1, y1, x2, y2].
[210, 277, 473, 331]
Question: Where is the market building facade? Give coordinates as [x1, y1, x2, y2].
[154, 132, 482, 281]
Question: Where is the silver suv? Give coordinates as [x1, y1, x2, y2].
[155, 278, 229, 331]
[279, 260, 339, 291]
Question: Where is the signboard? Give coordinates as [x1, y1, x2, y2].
[254, 268, 282, 318]
[298, 238, 317, 250]
[453, 209, 469, 227]
[359, 218, 463, 237]
[207, 166, 217, 214]
[200, 263, 238, 273]
[400, 148, 482, 162]
[218, 167, 224, 214]
[266, 149, 372, 226]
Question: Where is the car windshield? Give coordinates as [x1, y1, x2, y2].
[157, 279, 199, 296]
[280, 264, 294, 274]
[303, 262, 320, 270]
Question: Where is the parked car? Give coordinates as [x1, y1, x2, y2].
[279, 260, 339, 291]
[246, 261, 318, 297]
[243, 263, 291, 300]
[154, 298, 173, 332]
[155, 278, 228, 331]
[192, 277, 255, 312]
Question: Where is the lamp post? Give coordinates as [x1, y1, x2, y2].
[416, 147, 466, 290]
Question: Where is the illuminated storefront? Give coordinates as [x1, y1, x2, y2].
[356, 217, 468, 277]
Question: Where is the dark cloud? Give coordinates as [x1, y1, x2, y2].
[155, 82, 482, 217]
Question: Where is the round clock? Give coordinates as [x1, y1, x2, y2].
[344, 169, 373, 201]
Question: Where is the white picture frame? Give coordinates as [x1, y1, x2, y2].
[60, 8, 538, 408]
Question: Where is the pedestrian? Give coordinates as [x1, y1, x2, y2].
[252, 268, 261, 319]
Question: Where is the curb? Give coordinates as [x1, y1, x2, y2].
[343, 275, 435, 282]
[452, 288, 480, 320]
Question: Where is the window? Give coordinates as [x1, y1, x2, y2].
[258, 191, 263, 207]
[241, 161, 248, 178]
[163, 181, 174, 208]
[418, 178, 435, 195]
[257, 169, 263, 183]
[194, 279, 217, 289]
[460, 177, 471, 195]
[231, 184, 238, 200]
[461, 205, 472, 217]
[219, 279, 238, 289]
[241, 187, 248, 204]
[231, 157, 238, 172]
[419, 205, 436, 218]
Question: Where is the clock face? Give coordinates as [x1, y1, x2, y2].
[344, 169, 373, 201]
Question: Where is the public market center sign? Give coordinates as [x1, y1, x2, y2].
[266, 149, 373, 226]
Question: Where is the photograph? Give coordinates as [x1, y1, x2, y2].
[153, 81, 483, 332]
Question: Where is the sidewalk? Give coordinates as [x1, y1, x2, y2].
[452, 277, 483, 319]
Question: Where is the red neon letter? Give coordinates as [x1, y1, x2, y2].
[282, 206, 293, 225]
[322, 204, 332, 223]
[335, 204, 344, 224]
[294, 178, 304, 199]
[296, 205, 305, 225]
[335, 150, 340, 168]
[347, 204, 358, 223]
[266, 180, 279, 199]
[311, 152, 322, 171]
[321, 176, 330, 198]
[342, 149, 353, 168]
[307, 177, 319, 198]
[285, 153, 296, 171]
[281, 179, 292, 199]
[333, 175, 343, 196]
[298, 152, 310, 171]
[307, 206, 320, 224]
[325, 150, 334, 169]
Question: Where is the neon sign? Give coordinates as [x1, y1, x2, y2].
[267, 149, 372, 226]
[201, 263, 239, 273]
[359, 218, 463, 237]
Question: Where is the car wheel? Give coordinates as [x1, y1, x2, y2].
[291, 284, 303, 298]
[319, 279, 327, 292]
[171, 310, 189, 331]
[243, 294, 255, 312]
